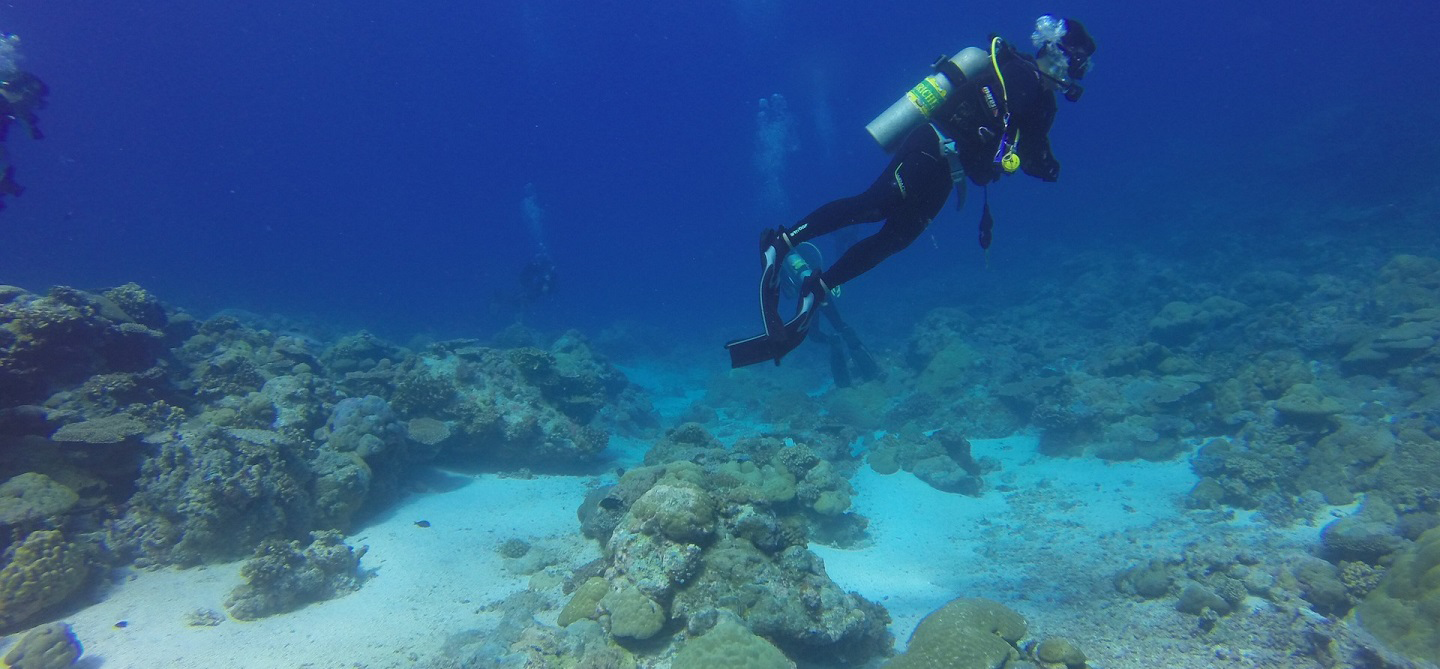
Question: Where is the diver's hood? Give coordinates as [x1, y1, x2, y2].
[1032, 15, 1095, 82]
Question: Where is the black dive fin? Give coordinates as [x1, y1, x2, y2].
[724, 321, 810, 369]
[759, 245, 784, 338]
[725, 288, 819, 369]
[725, 332, 783, 368]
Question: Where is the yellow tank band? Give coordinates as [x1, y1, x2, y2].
[905, 76, 948, 118]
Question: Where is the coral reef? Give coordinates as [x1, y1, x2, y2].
[0, 283, 648, 567]
[570, 441, 889, 666]
[0, 285, 175, 409]
[222, 530, 368, 620]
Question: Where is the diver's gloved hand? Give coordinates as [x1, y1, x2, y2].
[800, 273, 833, 310]
[759, 227, 794, 259]
[1026, 157, 1059, 182]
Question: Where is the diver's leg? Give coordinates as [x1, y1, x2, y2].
[756, 183, 888, 338]
[782, 192, 889, 245]
[818, 214, 927, 287]
[829, 340, 853, 388]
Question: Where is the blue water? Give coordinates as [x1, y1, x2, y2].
[0, 0, 1435, 343]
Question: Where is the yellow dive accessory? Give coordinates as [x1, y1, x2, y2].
[989, 37, 1020, 173]
[1001, 145, 1021, 172]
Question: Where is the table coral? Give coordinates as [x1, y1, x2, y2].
[48, 413, 147, 444]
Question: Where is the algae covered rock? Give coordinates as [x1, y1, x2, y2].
[1033, 637, 1086, 667]
[1148, 296, 1246, 344]
[1320, 515, 1403, 564]
[672, 618, 794, 669]
[308, 449, 373, 531]
[1356, 525, 1440, 664]
[1, 621, 83, 668]
[1274, 383, 1345, 420]
[672, 539, 891, 664]
[885, 597, 1027, 669]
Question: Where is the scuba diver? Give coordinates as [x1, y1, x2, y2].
[518, 250, 558, 305]
[489, 250, 557, 320]
[779, 242, 884, 387]
[0, 34, 48, 210]
[491, 250, 557, 321]
[726, 15, 1095, 369]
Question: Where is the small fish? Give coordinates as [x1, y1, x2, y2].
[414, 520, 431, 528]
[598, 497, 622, 511]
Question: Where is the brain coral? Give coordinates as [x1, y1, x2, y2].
[0, 473, 78, 527]
[600, 584, 666, 640]
[628, 481, 716, 544]
[1, 621, 83, 668]
[558, 576, 610, 627]
[672, 618, 795, 669]
[1356, 526, 1440, 664]
[0, 530, 87, 629]
[884, 598, 1027, 669]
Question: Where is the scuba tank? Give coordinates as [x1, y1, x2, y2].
[865, 47, 988, 152]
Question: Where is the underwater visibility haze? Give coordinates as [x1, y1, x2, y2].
[1, 0, 1439, 667]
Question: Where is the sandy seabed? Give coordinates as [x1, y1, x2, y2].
[30, 435, 1344, 669]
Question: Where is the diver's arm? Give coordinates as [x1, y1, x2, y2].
[1017, 94, 1060, 182]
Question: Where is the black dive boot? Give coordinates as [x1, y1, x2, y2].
[837, 324, 884, 382]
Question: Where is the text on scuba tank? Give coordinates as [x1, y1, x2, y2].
[907, 76, 948, 118]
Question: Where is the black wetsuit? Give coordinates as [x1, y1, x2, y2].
[782, 44, 1060, 289]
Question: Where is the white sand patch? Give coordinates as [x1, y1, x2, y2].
[813, 434, 1205, 651]
[45, 472, 600, 669]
